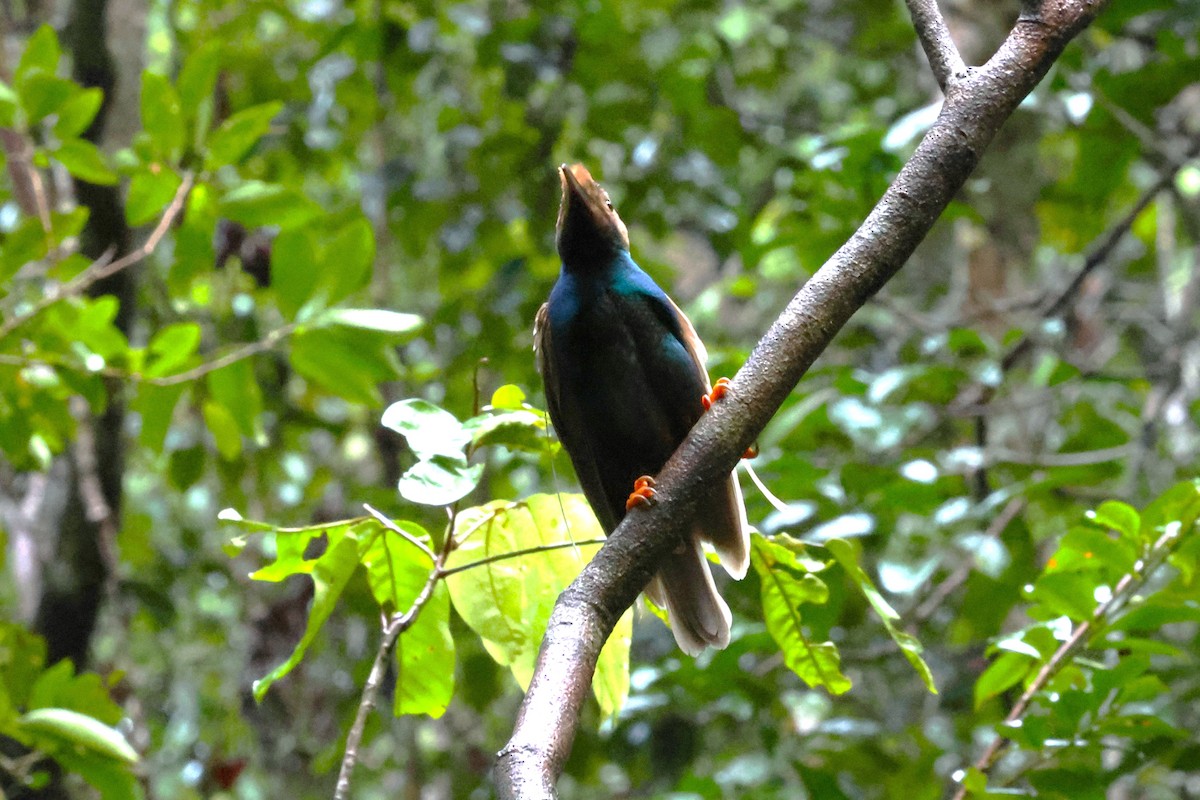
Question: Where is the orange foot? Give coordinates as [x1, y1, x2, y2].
[701, 377, 732, 410]
[625, 475, 657, 511]
[701, 378, 757, 459]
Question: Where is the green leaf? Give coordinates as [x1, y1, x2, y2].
[144, 322, 201, 378]
[826, 538, 937, 693]
[53, 87, 103, 139]
[463, 408, 555, 454]
[17, 708, 138, 764]
[318, 308, 423, 335]
[322, 217, 375, 303]
[445, 494, 629, 716]
[248, 521, 349, 581]
[131, 383, 187, 453]
[52, 749, 143, 800]
[1088, 500, 1140, 541]
[358, 519, 434, 610]
[0, 622, 48, 711]
[752, 533, 850, 694]
[1031, 571, 1098, 621]
[0, 79, 17, 127]
[17, 72, 74, 125]
[974, 651, 1033, 709]
[126, 167, 183, 226]
[381, 399, 470, 459]
[1140, 479, 1200, 546]
[288, 326, 401, 405]
[139, 71, 184, 161]
[1052, 525, 1138, 575]
[52, 139, 118, 185]
[0, 216, 50, 283]
[202, 399, 242, 460]
[271, 227, 321, 318]
[398, 454, 483, 506]
[219, 181, 322, 230]
[353, 518, 455, 717]
[206, 359, 263, 440]
[15, 25, 60, 82]
[204, 101, 282, 169]
[394, 583, 455, 718]
[490, 384, 526, 410]
[253, 534, 359, 701]
[27, 661, 122, 723]
[176, 40, 222, 115]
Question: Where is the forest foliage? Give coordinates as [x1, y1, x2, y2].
[1, 0, 1200, 798]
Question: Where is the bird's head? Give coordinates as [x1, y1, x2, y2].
[555, 163, 630, 267]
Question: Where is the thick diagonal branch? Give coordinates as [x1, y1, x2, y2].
[495, 2, 1110, 797]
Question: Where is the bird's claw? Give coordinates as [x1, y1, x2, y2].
[701, 377, 732, 410]
[701, 378, 757, 459]
[625, 475, 657, 511]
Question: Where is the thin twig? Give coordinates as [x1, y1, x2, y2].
[438, 537, 608, 579]
[142, 323, 297, 386]
[949, 524, 1184, 800]
[332, 572, 443, 800]
[1000, 175, 1171, 373]
[0, 172, 194, 344]
[0, 323, 297, 388]
[912, 497, 1025, 624]
[0, 128, 52, 234]
[904, 0, 967, 90]
[363, 503, 436, 561]
[333, 511, 455, 800]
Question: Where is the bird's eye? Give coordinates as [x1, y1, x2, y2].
[605, 201, 613, 211]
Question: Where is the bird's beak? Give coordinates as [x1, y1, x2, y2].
[557, 163, 590, 232]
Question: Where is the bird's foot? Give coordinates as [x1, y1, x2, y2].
[701, 377, 732, 410]
[625, 475, 657, 511]
[701, 378, 757, 459]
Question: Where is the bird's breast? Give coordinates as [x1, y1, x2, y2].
[549, 284, 700, 456]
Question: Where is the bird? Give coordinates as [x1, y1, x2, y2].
[534, 163, 749, 655]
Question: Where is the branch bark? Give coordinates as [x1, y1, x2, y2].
[905, 0, 967, 90]
[495, 2, 1110, 797]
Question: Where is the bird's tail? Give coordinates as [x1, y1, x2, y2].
[646, 540, 733, 656]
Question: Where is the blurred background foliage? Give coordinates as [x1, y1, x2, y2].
[1, 0, 1199, 797]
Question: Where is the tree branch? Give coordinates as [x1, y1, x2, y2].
[905, 0, 967, 90]
[494, 2, 1110, 797]
[0, 172, 194, 344]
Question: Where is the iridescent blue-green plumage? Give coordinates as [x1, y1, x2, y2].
[535, 164, 749, 655]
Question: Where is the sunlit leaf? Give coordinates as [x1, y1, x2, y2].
[318, 308, 423, 335]
[826, 538, 937, 693]
[394, 583, 455, 718]
[381, 399, 470, 459]
[252, 534, 359, 701]
[18, 708, 138, 764]
[444, 494, 629, 716]
[752, 533, 849, 694]
[399, 455, 483, 506]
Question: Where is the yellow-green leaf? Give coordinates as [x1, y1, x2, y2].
[444, 493, 629, 716]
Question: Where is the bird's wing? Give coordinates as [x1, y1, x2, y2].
[534, 302, 621, 533]
[642, 291, 750, 579]
[664, 294, 710, 391]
